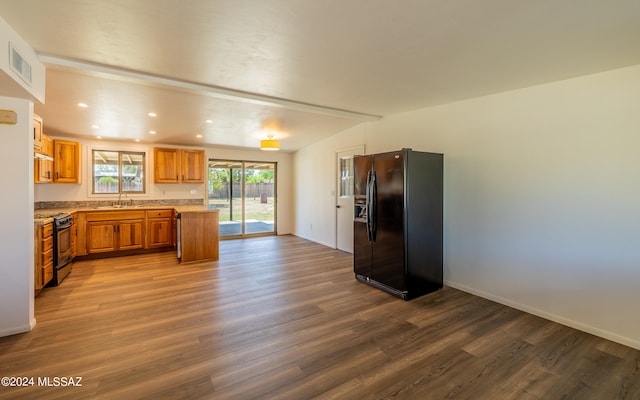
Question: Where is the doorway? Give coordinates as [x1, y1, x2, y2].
[208, 160, 277, 238]
[336, 146, 364, 252]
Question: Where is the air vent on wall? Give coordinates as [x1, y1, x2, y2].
[9, 42, 32, 86]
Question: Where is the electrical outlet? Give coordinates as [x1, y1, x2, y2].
[190, 189, 196, 195]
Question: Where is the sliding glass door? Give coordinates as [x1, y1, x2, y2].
[208, 160, 276, 238]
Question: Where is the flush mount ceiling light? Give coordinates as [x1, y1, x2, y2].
[260, 135, 280, 151]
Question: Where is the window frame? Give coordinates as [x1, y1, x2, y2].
[91, 149, 147, 195]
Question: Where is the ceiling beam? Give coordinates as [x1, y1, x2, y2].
[38, 54, 383, 122]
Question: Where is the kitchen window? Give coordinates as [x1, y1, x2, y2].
[92, 150, 145, 194]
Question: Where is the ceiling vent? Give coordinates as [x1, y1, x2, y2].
[9, 42, 32, 86]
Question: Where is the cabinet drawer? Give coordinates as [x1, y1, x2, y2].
[86, 210, 146, 221]
[42, 235, 53, 252]
[42, 223, 53, 237]
[147, 209, 173, 218]
[42, 262, 53, 286]
[42, 248, 53, 265]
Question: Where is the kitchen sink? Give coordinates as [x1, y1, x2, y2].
[96, 205, 140, 209]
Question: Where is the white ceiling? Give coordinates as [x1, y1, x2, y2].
[1, 0, 639, 151]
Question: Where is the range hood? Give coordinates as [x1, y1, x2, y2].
[34, 152, 53, 161]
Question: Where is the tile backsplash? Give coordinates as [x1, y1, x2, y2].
[35, 198, 204, 210]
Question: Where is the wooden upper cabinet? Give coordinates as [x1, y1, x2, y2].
[153, 147, 180, 183]
[33, 114, 43, 152]
[53, 139, 81, 183]
[153, 147, 204, 183]
[34, 134, 54, 183]
[181, 149, 205, 183]
[35, 157, 53, 183]
[40, 134, 54, 157]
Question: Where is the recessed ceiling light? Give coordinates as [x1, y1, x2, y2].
[135, 139, 140, 142]
[149, 130, 156, 135]
[78, 103, 88, 108]
[148, 112, 157, 117]
[196, 134, 203, 138]
[96, 136, 102, 139]
[205, 119, 213, 124]
[92, 124, 100, 129]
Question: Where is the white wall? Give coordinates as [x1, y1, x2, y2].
[293, 64, 640, 349]
[0, 97, 35, 336]
[0, 16, 45, 102]
[293, 125, 367, 247]
[34, 138, 293, 234]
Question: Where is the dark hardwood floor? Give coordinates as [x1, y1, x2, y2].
[1, 235, 639, 399]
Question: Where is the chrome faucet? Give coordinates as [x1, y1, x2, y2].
[117, 192, 128, 206]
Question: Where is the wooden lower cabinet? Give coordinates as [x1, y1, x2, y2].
[74, 212, 87, 257]
[119, 220, 145, 250]
[85, 211, 145, 254]
[81, 209, 177, 256]
[35, 221, 54, 295]
[86, 219, 144, 253]
[86, 221, 118, 253]
[146, 209, 174, 248]
[179, 210, 219, 263]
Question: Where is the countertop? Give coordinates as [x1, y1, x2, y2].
[34, 205, 218, 223]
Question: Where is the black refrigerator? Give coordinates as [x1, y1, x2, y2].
[353, 148, 443, 300]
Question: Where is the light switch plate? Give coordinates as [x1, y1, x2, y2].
[0, 110, 17, 125]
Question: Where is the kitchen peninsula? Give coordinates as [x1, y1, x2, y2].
[178, 209, 220, 263]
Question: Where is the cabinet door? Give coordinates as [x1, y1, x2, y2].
[33, 114, 43, 151]
[54, 139, 81, 183]
[147, 218, 173, 248]
[71, 215, 79, 259]
[35, 223, 53, 292]
[119, 219, 145, 250]
[34, 158, 53, 183]
[74, 213, 87, 257]
[41, 135, 54, 157]
[181, 149, 205, 183]
[87, 221, 118, 253]
[154, 147, 180, 183]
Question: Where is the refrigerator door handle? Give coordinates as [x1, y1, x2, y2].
[370, 170, 377, 242]
[366, 170, 373, 242]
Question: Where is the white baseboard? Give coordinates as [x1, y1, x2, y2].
[0, 318, 35, 338]
[445, 280, 640, 351]
[291, 233, 335, 250]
